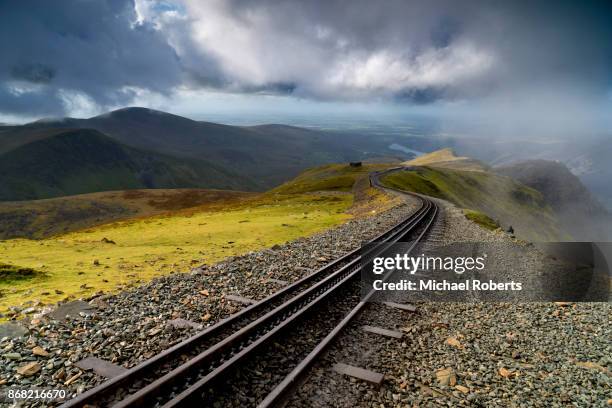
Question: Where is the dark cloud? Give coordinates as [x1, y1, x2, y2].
[0, 0, 611, 118]
[0, 0, 183, 116]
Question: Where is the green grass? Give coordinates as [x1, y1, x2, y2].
[0, 263, 46, 283]
[272, 163, 391, 194]
[0, 189, 256, 240]
[463, 210, 500, 231]
[0, 193, 351, 318]
[381, 166, 562, 241]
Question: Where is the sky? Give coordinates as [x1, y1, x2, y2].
[0, 0, 611, 136]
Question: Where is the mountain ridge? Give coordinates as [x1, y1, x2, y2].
[0, 128, 254, 201]
[0, 107, 411, 194]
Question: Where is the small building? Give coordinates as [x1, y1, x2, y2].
[349, 161, 362, 167]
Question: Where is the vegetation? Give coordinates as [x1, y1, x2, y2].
[0, 162, 397, 320]
[0, 189, 256, 240]
[0, 264, 45, 283]
[0, 129, 253, 201]
[1, 107, 415, 197]
[271, 163, 390, 194]
[403, 147, 486, 171]
[0, 192, 352, 317]
[381, 166, 562, 241]
[463, 210, 500, 231]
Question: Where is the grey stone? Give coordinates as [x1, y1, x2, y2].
[46, 301, 95, 321]
[0, 322, 29, 338]
[75, 356, 127, 378]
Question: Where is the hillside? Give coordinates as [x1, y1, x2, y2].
[7, 107, 411, 190]
[496, 160, 611, 240]
[0, 129, 253, 201]
[0, 162, 397, 320]
[380, 166, 562, 241]
[0, 189, 256, 240]
[403, 148, 486, 171]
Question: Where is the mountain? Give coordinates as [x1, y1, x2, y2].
[0, 128, 252, 201]
[495, 160, 611, 240]
[10, 107, 410, 190]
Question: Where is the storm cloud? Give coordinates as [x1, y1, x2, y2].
[0, 0, 611, 119]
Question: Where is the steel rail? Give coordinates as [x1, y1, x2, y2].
[259, 197, 437, 407]
[61, 173, 427, 408]
[111, 199, 432, 408]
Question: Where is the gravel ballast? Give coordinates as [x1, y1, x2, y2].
[289, 198, 611, 408]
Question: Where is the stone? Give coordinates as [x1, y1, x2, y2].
[17, 362, 41, 377]
[455, 385, 469, 394]
[32, 346, 50, 357]
[167, 318, 203, 330]
[46, 300, 95, 321]
[445, 336, 463, 349]
[436, 367, 457, 386]
[0, 322, 29, 338]
[75, 356, 127, 378]
[4, 352, 22, 360]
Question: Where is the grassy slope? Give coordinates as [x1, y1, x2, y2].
[381, 167, 561, 241]
[0, 163, 395, 319]
[272, 163, 391, 194]
[0, 189, 256, 240]
[403, 148, 487, 171]
[0, 193, 351, 317]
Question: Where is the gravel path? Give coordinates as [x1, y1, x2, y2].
[289, 198, 611, 408]
[0, 194, 419, 405]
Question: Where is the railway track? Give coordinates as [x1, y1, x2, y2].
[60, 169, 437, 408]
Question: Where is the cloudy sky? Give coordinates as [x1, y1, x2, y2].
[1, 0, 611, 134]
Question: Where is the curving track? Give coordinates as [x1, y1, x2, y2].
[60, 168, 437, 408]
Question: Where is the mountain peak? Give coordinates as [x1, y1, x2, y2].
[92, 107, 194, 122]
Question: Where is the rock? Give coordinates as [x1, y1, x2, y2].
[53, 368, 66, 381]
[167, 318, 203, 330]
[445, 336, 463, 349]
[17, 362, 41, 377]
[32, 346, 50, 357]
[54, 289, 64, 295]
[46, 300, 95, 321]
[499, 367, 518, 379]
[0, 322, 29, 338]
[199, 289, 209, 296]
[455, 385, 469, 394]
[93, 260, 100, 266]
[436, 368, 456, 386]
[511, 350, 521, 359]
[4, 352, 22, 360]
[75, 356, 127, 378]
